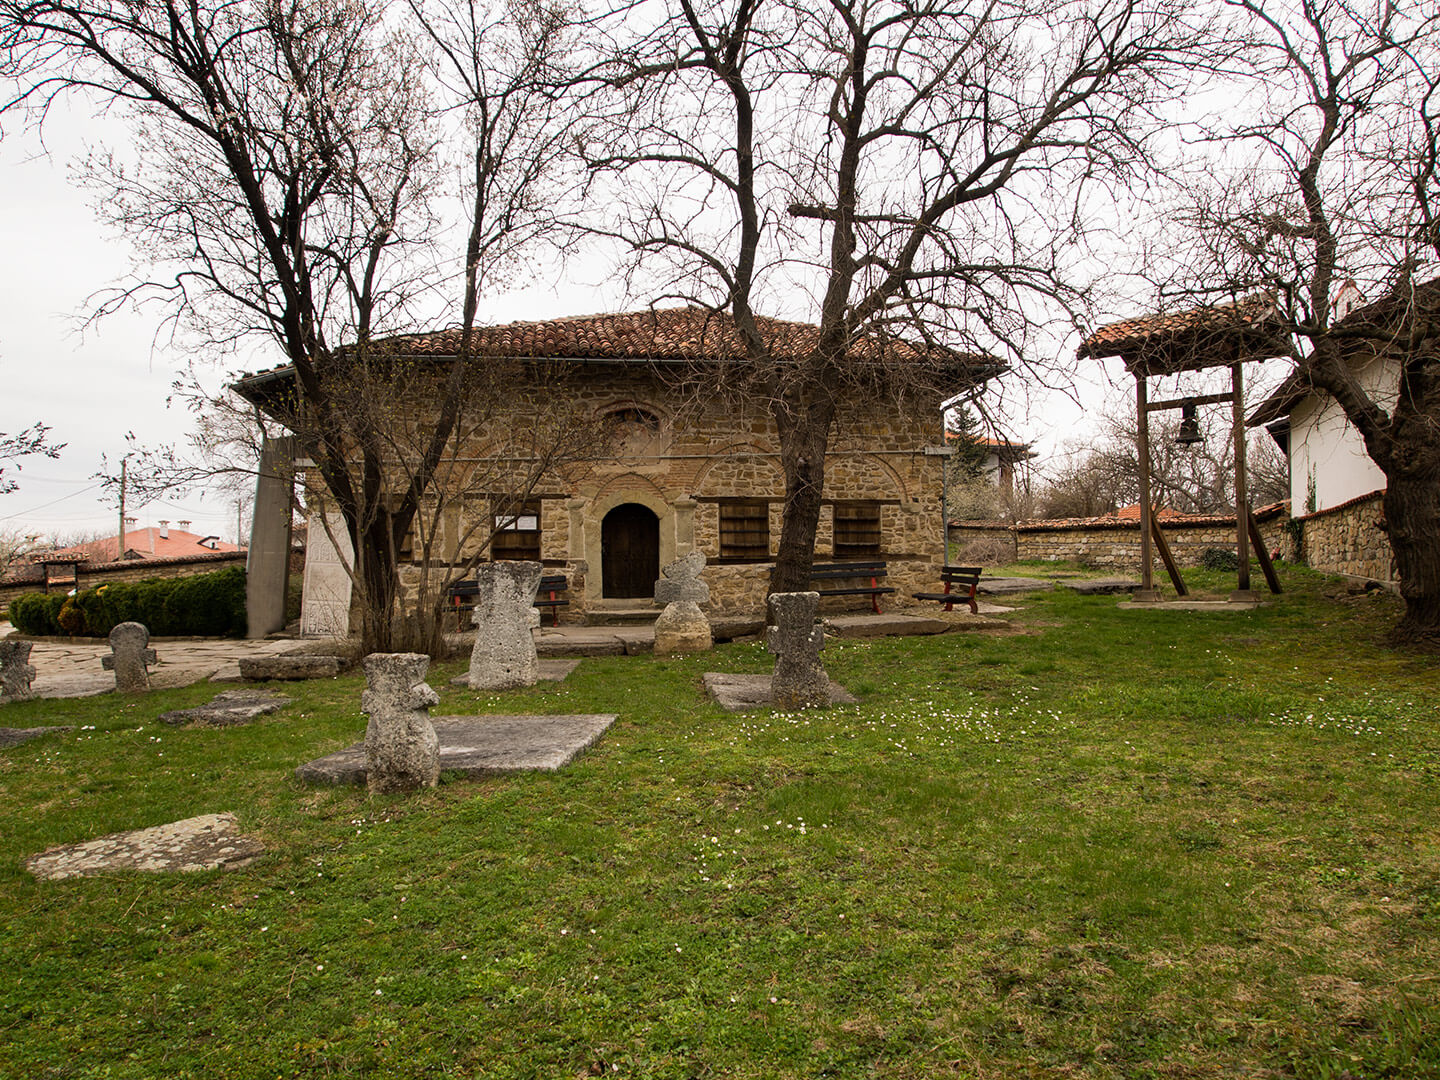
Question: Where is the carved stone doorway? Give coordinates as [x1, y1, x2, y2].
[601, 503, 660, 599]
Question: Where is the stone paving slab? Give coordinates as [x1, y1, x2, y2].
[702, 672, 857, 712]
[25, 812, 265, 880]
[977, 577, 1057, 594]
[238, 654, 348, 681]
[1117, 599, 1262, 612]
[536, 629, 654, 657]
[296, 713, 618, 786]
[824, 613, 951, 638]
[1064, 577, 1141, 595]
[0, 725, 73, 749]
[451, 658, 580, 687]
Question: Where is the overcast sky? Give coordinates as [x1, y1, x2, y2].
[0, 105, 1166, 547]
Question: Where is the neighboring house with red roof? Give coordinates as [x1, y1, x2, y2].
[945, 431, 1035, 496]
[0, 523, 246, 612]
[1244, 279, 1424, 582]
[235, 307, 1001, 632]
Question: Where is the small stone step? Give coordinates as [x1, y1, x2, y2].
[583, 607, 661, 626]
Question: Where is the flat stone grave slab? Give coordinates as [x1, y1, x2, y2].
[158, 689, 292, 727]
[238, 655, 347, 681]
[451, 658, 580, 686]
[824, 613, 950, 638]
[977, 577, 1056, 594]
[1117, 598, 1262, 612]
[25, 812, 264, 880]
[702, 672, 857, 712]
[0, 725, 73, 749]
[1065, 577, 1141, 595]
[296, 713, 617, 786]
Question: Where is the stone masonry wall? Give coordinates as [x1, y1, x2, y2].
[1296, 490, 1394, 581]
[947, 517, 1290, 572]
[303, 364, 954, 626]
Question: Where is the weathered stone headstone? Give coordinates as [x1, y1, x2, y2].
[463, 561, 543, 690]
[362, 653, 441, 795]
[0, 639, 38, 703]
[101, 622, 157, 693]
[766, 591, 829, 709]
[653, 550, 712, 655]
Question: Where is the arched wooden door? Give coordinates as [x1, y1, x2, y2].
[601, 503, 660, 599]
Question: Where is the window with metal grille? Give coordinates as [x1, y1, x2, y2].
[833, 501, 882, 557]
[491, 499, 541, 561]
[718, 500, 770, 561]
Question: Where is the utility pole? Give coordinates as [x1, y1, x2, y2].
[115, 457, 127, 562]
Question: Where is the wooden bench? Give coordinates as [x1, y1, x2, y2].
[447, 573, 569, 629]
[912, 565, 981, 614]
[808, 560, 895, 614]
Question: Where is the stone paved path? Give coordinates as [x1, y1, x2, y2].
[1, 624, 298, 699]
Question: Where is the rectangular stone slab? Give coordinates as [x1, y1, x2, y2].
[702, 673, 856, 712]
[296, 714, 617, 786]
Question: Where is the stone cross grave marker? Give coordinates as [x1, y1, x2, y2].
[101, 622, 157, 693]
[362, 653, 441, 794]
[465, 561, 543, 690]
[766, 591, 829, 709]
[0, 640, 38, 703]
[653, 550, 712, 655]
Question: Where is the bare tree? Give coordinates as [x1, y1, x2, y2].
[577, 0, 1212, 591]
[0, 423, 64, 493]
[1, 0, 584, 652]
[1154, 0, 1440, 641]
[1037, 404, 1287, 519]
[0, 525, 44, 577]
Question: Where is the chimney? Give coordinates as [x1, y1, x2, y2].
[124, 516, 138, 527]
[178, 520, 191, 532]
[159, 520, 170, 539]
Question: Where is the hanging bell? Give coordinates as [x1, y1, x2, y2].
[1175, 401, 1204, 446]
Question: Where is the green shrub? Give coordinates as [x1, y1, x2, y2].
[7, 592, 69, 635]
[11, 568, 248, 638]
[1201, 547, 1239, 572]
[56, 597, 86, 635]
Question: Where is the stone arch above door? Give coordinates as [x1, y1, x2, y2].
[581, 486, 680, 606]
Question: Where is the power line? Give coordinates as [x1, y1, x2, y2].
[0, 481, 103, 520]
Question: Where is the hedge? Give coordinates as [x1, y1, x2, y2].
[7, 567, 248, 638]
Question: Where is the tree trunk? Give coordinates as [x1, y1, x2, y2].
[1382, 469, 1440, 643]
[770, 388, 836, 594]
[355, 515, 403, 655]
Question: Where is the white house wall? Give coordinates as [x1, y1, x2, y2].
[1289, 355, 1392, 512]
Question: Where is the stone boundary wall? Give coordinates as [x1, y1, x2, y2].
[0, 552, 248, 613]
[948, 511, 1290, 572]
[1294, 490, 1394, 582]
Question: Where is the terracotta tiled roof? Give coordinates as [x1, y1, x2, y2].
[234, 308, 1002, 393]
[379, 307, 993, 366]
[1079, 294, 1275, 354]
[24, 528, 241, 565]
[1077, 294, 1293, 376]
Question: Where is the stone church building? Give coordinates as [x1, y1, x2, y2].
[236, 308, 997, 634]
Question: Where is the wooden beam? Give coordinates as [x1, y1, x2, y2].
[1145, 391, 1237, 412]
[1136, 376, 1156, 596]
[1248, 509, 1283, 594]
[1149, 511, 1189, 596]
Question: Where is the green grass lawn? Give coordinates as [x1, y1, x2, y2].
[1, 565, 1437, 1079]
